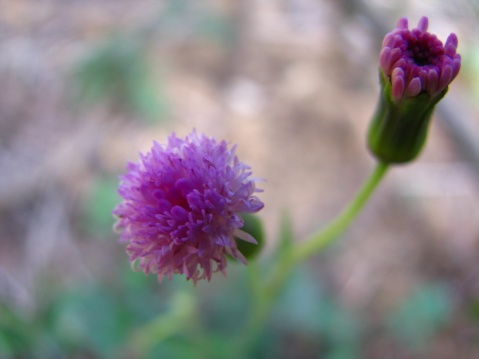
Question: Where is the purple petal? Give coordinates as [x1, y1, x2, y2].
[234, 228, 258, 244]
[439, 64, 453, 92]
[379, 17, 461, 100]
[397, 18, 408, 29]
[379, 47, 392, 73]
[405, 77, 422, 97]
[416, 16, 429, 32]
[427, 69, 439, 96]
[444, 33, 458, 56]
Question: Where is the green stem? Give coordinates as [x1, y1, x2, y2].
[263, 161, 389, 300]
[292, 161, 389, 264]
[238, 162, 390, 355]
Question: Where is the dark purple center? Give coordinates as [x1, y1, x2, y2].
[403, 30, 444, 67]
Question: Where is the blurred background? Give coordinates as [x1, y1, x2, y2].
[1, 0, 479, 358]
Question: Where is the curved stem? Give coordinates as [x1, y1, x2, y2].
[238, 162, 390, 353]
[292, 161, 389, 264]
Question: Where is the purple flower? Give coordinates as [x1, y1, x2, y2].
[368, 17, 461, 163]
[379, 16, 461, 100]
[113, 131, 264, 283]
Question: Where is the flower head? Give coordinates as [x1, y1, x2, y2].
[113, 131, 264, 283]
[379, 16, 461, 101]
[368, 17, 461, 164]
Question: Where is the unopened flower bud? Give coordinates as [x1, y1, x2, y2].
[368, 17, 461, 163]
[234, 213, 265, 260]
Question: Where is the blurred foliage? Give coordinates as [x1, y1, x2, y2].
[387, 283, 452, 350]
[0, 263, 461, 359]
[159, 0, 235, 46]
[276, 211, 295, 260]
[82, 176, 120, 236]
[0, 264, 170, 358]
[462, 46, 479, 99]
[72, 35, 169, 122]
[269, 269, 361, 359]
[0, 304, 36, 358]
[70, 0, 235, 124]
[468, 297, 479, 322]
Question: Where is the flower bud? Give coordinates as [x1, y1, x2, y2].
[234, 213, 265, 260]
[368, 17, 461, 163]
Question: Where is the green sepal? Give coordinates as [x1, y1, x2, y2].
[235, 213, 265, 260]
[368, 71, 447, 164]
